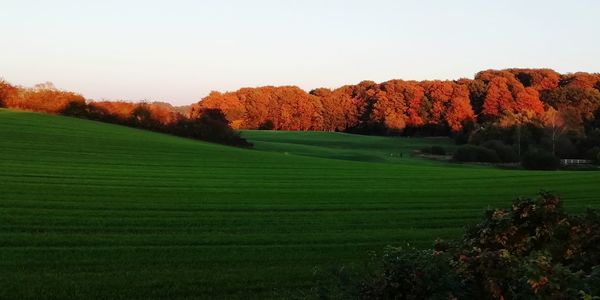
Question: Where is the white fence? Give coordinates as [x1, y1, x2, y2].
[561, 159, 593, 165]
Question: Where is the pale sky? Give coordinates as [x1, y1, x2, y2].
[2, 0, 599, 105]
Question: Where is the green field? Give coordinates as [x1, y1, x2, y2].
[242, 130, 455, 165]
[1, 109, 599, 299]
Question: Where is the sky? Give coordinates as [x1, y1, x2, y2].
[1, 0, 599, 105]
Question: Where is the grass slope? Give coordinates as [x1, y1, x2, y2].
[242, 130, 455, 164]
[1, 109, 599, 299]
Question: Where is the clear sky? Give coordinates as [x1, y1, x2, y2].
[2, 0, 599, 105]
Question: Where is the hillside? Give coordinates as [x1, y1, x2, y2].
[242, 130, 455, 164]
[1, 109, 599, 299]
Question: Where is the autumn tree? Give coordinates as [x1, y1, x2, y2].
[371, 80, 410, 132]
[478, 75, 513, 119]
[311, 86, 359, 131]
[4, 86, 86, 113]
[192, 86, 324, 131]
[477, 70, 545, 124]
[89, 101, 137, 122]
[464, 78, 487, 118]
[542, 86, 600, 134]
[420, 81, 474, 132]
[508, 68, 560, 91]
[560, 72, 600, 89]
[446, 83, 475, 132]
[0, 80, 17, 108]
[190, 91, 245, 128]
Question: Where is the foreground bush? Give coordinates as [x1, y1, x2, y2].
[522, 150, 561, 170]
[452, 145, 500, 163]
[322, 193, 600, 299]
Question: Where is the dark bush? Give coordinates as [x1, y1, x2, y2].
[453, 145, 500, 163]
[172, 108, 252, 148]
[585, 147, 600, 165]
[259, 120, 275, 130]
[326, 193, 600, 299]
[62, 103, 252, 148]
[522, 150, 560, 170]
[482, 140, 519, 163]
[555, 136, 578, 158]
[421, 146, 447, 155]
[61, 101, 89, 118]
[453, 130, 470, 145]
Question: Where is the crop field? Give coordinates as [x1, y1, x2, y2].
[1, 109, 599, 299]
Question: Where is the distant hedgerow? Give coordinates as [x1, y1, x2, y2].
[61, 101, 252, 148]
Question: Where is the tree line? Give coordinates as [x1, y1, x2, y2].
[0, 82, 251, 147]
[192, 69, 600, 135]
[2, 69, 599, 153]
[192, 69, 600, 164]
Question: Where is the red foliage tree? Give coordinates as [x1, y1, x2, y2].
[542, 86, 600, 133]
[312, 86, 360, 131]
[192, 86, 324, 131]
[507, 68, 560, 91]
[478, 70, 545, 122]
[421, 81, 455, 125]
[446, 83, 475, 132]
[371, 80, 409, 131]
[560, 72, 600, 89]
[90, 101, 137, 120]
[190, 91, 245, 128]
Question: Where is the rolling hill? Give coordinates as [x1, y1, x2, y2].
[1, 109, 599, 299]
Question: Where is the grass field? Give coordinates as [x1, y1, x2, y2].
[1, 109, 599, 299]
[242, 130, 456, 165]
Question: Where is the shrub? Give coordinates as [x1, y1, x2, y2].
[358, 247, 465, 299]
[326, 193, 600, 299]
[421, 146, 446, 155]
[555, 136, 578, 158]
[172, 109, 252, 148]
[482, 140, 519, 163]
[259, 120, 275, 130]
[61, 101, 89, 118]
[453, 145, 500, 163]
[453, 130, 470, 145]
[586, 147, 600, 165]
[522, 150, 560, 170]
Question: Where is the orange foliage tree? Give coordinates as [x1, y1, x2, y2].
[0, 80, 17, 107]
[4, 87, 85, 113]
[311, 86, 360, 131]
[477, 70, 545, 123]
[192, 86, 324, 131]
